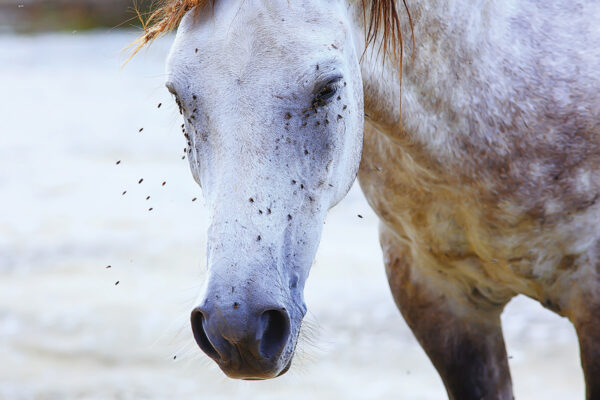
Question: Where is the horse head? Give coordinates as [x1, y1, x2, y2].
[164, 0, 368, 379]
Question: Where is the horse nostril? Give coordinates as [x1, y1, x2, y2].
[190, 308, 221, 361]
[259, 309, 291, 359]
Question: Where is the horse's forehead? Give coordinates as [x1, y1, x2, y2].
[178, 0, 348, 54]
[168, 0, 350, 93]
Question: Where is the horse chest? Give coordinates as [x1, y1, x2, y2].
[358, 121, 600, 303]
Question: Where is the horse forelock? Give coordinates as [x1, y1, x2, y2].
[129, 0, 413, 63]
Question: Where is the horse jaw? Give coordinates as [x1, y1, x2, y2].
[165, 0, 364, 378]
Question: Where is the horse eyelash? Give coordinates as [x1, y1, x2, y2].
[313, 78, 343, 107]
[317, 86, 337, 101]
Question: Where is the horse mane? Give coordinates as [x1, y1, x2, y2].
[129, 0, 412, 62]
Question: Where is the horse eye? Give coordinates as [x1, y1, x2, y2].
[319, 84, 337, 100]
[166, 81, 178, 96]
[314, 78, 342, 105]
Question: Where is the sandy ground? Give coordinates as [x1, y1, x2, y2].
[0, 31, 587, 399]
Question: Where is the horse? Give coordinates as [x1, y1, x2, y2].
[133, 0, 600, 398]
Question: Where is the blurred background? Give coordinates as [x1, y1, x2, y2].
[0, 1, 586, 399]
[0, 0, 145, 33]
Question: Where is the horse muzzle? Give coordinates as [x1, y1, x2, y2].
[190, 300, 293, 379]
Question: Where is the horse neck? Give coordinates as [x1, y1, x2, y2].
[353, 0, 503, 139]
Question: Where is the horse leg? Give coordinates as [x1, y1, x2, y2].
[566, 283, 600, 399]
[380, 227, 513, 400]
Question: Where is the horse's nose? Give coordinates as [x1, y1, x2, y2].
[190, 303, 291, 378]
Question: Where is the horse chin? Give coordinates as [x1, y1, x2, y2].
[235, 360, 292, 381]
[215, 339, 297, 380]
[219, 357, 293, 381]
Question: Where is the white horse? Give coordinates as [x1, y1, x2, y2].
[134, 0, 600, 398]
